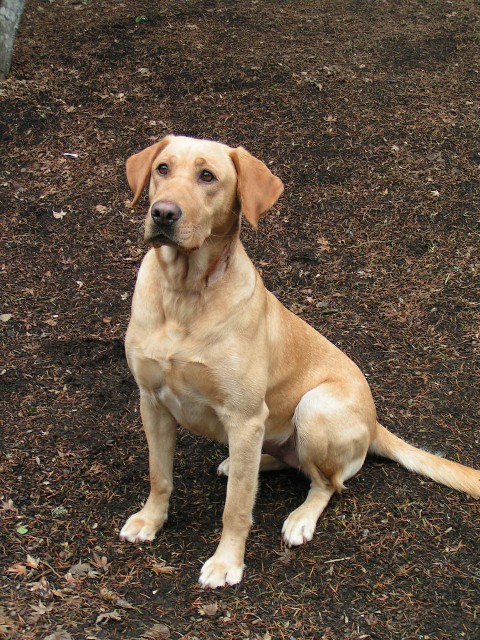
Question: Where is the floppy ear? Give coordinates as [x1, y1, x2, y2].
[229, 147, 284, 228]
[126, 136, 172, 206]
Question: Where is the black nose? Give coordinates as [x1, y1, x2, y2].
[151, 201, 182, 226]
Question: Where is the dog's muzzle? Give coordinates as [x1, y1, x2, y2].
[151, 200, 182, 227]
[146, 200, 183, 246]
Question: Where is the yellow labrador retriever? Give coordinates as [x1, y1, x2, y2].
[119, 135, 479, 588]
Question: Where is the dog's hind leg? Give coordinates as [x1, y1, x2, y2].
[282, 471, 335, 546]
[282, 385, 372, 547]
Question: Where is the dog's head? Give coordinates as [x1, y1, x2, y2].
[126, 135, 284, 253]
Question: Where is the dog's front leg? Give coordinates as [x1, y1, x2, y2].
[199, 410, 266, 588]
[120, 392, 176, 543]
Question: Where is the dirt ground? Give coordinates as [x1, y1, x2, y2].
[1, 0, 479, 638]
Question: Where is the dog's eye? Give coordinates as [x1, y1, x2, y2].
[200, 169, 215, 183]
[157, 163, 168, 176]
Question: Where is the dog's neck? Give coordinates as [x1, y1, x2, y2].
[141, 221, 258, 337]
[153, 224, 241, 293]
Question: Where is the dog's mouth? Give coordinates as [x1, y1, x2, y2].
[146, 232, 200, 255]
[146, 232, 177, 248]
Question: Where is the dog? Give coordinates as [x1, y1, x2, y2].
[119, 135, 480, 588]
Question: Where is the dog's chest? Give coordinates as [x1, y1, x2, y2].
[128, 320, 226, 440]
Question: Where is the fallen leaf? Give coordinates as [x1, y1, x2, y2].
[67, 561, 98, 578]
[92, 551, 109, 572]
[0, 313, 12, 322]
[141, 623, 170, 639]
[1, 499, 17, 512]
[115, 597, 134, 610]
[53, 210, 67, 219]
[365, 613, 379, 626]
[201, 602, 218, 617]
[274, 548, 296, 563]
[316, 236, 331, 252]
[16, 525, 28, 535]
[99, 587, 117, 603]
[44, 318, 58, 327]
[29, 601, 54, 616]
[95, 610, 122, 624]
[150, 561, 177, 575]
[7, 563, 27, 577]
[30, 578, 54, 601]
[44, 630, 73, 640]
[26, 555, 40, 569]
[95, 205, 108, 213]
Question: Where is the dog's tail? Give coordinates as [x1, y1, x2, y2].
[369, 422, 480, 498]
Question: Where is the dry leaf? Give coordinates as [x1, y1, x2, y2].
[141, 623, 170, 639]
[99, 587, 117, 603]
[274, 548, 296, 563]
[30, 578, 53, 600]
[115, 597, 134, 610]
[96, 610, 122, 624]
[26, 555, 40, 569]
[201, 602, 218, 617]
[7, 563, 27, 577]
[92, 551, 109, 572]
[316, 236, 331, 252]
[44, 630, 73, 640]
[67, 561, 98, 578]
[29, 601, 54, 616]
[1, 499, 17, 512]
[0, 314, 12, 322]
[53, 210, 67, 219]
[151, 561, 177, 575]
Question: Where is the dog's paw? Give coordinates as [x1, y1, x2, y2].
[216, 457, 230, 477]
[282, 509, 316, 547]
[199, 553, 244, 589]
[119, 510, 167, 543]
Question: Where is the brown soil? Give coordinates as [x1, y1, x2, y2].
[1, 1, 479, 639]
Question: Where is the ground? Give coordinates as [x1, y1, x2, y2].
[1, 0, 479, 638]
